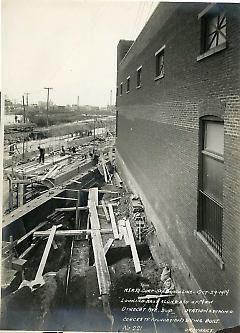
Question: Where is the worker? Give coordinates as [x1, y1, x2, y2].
[72, 146, 76, 154]
[38, 146, 45, 163]
[60, 146, 65, 156]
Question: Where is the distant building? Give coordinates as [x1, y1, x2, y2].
[116, 2, 240, 329]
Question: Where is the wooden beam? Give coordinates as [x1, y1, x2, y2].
[55, 206, 88, 212]
[72, 180, 81, 184]
[34, 228, 112, 237]
[125, 219, 141, 273]
[108, 204, 119, 239]
[53, 196, 77, 201]
[89, 201, 111, 295]
[55, 203, 118, 212]
[34, 225, 57, 281]
[18, 183, 24, 207]
[81, 188, 120, 194]
[89, 187, 98, 205]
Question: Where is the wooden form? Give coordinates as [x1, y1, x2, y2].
[89, 188, 111, 295]
[125, 219, 141, 273]
[108, 203, 119, 239]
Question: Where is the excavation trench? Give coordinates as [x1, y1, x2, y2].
[1, 174, 188, 332]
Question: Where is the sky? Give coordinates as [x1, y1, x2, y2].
[2, 0, 158, 107]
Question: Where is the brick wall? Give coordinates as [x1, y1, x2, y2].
[116, 2, 240, 327]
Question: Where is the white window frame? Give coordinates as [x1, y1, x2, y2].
[136, 65, 142, 89]
[126, 76, 130, 93]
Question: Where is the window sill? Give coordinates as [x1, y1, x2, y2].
[194, 230, 224, 270]
[154, 74, 164, 81]
[197, 42, 227, 61]
[136, 85, 141, 89]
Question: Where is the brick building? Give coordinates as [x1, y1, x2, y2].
[116, 2, 240, 329]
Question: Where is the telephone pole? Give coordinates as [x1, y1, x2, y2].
[44, 87, 53, 127]
[25, 92, 30, 121]
[22, 95, 26, 123]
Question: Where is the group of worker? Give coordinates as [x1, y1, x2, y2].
[38, 145, 77, 163]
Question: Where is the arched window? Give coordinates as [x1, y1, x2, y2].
[198, 116, 224, 256]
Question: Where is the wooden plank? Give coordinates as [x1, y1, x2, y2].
[108, 204, 119, 239]
[34, 225, 57, 281]
[81, 188, 120, 194]
[53, 196, 77, 201]
[102, 158, 108, 183]
[123, 226, 130, 245]
[125, 219, 141, 273]
[19, 242, 40, 259]
[41, 164, 58, 181]
[55, 206, 88, 212]
[101, 200, 110, 222]
[89, 187, 98, 205]
[89, 201, 111, 295]
[55, 203, 118, 212]
[34, 228, 112, 237]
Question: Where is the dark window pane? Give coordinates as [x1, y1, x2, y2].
[156, 52, 164, 77]
[202, 155, 223, 204]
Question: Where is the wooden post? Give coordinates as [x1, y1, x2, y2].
[108, 204, 119, 239]
[8, 177, 13, 212]
[18, 183, 24, 207]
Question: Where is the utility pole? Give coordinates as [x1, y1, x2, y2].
[44, 87, 53, 127]
[77, 96, 79, 110]
[25, 92, 30, 122]
[22, 95, 26, 123]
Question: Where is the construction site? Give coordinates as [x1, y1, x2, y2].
[1, 116, 193, 333]
[2, 1, 240, 333]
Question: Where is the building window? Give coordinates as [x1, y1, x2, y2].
[198, 118, 224, 256]
[120, 83, 123, 96]
[126, 76, 130, 93]
[198, 4, 227, 60]
[136, 66, 142, 88]
[116, 87, 118, 97]
[155, 45, 165, 80]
